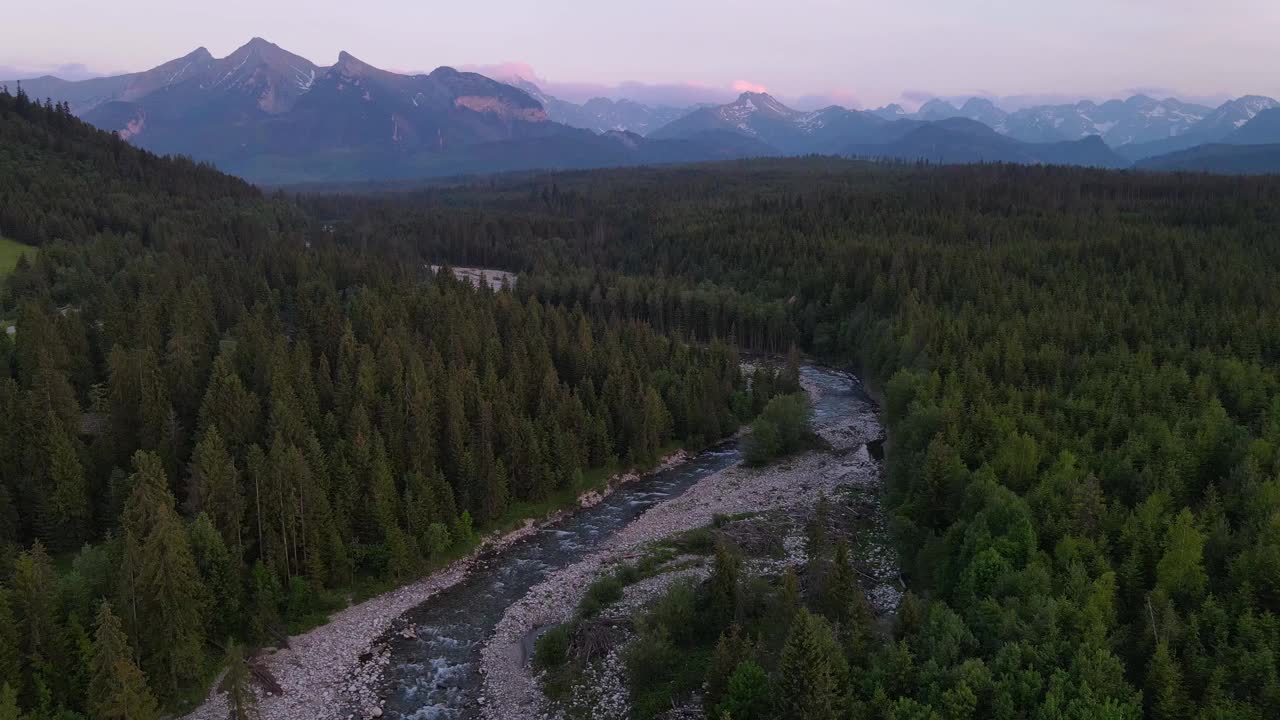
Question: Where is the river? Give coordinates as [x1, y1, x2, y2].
[374, 365, 881, 719]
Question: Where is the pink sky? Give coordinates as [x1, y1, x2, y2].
[3, 0, 1278, 109]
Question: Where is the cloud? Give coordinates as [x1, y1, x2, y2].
[790, 89, 863, 111]
[732, 79, 767, 94]
[458, 61, 543, 84]
[0, 62, 108, 81]
[455, 60, 736, 106]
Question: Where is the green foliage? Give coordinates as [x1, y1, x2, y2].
[0, 85, 747, 713]
[0, 236, 36, 278]
[120, 451, 207, 699]
[532, 625, 572, 672]
[578, 574, 624, 618]
[0, 592, 18, 697]
[11, 82, 1280, 719]
[777, 609, 843, 720]
[0, 684, 16, 720]
[744, 393, 813, 466]
[716, 661, 772, 720]
[626, 580, 712, 719]
[1155, 509, 1207, 606]
[89, 602, 159, 720]
[708, 542, 741, 629]
[223, 642, 259, 720]
[704, 625, 754, 712]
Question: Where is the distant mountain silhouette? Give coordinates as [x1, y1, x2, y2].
[7, 43, 1280, 181]
[1137, 143, 1280, 174]
[4, 39, 769, 183]
[848, 118, 1127, 168]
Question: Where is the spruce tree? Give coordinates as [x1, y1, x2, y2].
[716, 660, 772, 720]
[61, 611, 94, 713]
[709, 542, 741, 629]
[190, 513, 242, 640]
[121, 451, 207, 698]
[186, 426, 245, 553]
[89, 601, 159, 720]
[705, 625, 753, 712]
[1147, 640, 1186, 720]
[44, 413, 89, 549]
[223, 642, 260, 720]
[0, 592, 18, 698]
[11, 541, 59, 696]
[777, 609, 841, 720]
[0, 684, 17, 720]
[806, 493, 830, 561]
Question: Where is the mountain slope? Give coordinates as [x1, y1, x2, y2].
[848, 117, 1126, 168]
[507, 78, 692, 135]
[1224, 108, 1280, 145]
[0, 82, 278, 247]
[1117, 95, 1279, 161]
[14, 43, 1280, 180]
[1136, 143, 1280, 174]
[14, 40, 775, 182]
[649, 91, 895, 154]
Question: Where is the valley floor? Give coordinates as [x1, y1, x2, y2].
[479, 368, 891, 720]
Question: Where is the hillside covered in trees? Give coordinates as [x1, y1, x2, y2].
[0, 85, 757, 719]
[5, 75, 1280, 720]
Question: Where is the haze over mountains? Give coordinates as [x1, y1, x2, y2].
[7, 38, 1280, 182]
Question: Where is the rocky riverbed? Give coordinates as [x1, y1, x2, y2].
[179, 451, 693, 720]
[479, 367, 888, 720]
[186, 366, 882, 720]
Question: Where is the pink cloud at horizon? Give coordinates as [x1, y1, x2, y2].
[732, 80, 768, 94]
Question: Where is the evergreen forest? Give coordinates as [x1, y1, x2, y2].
[4, 81, 1280, 719]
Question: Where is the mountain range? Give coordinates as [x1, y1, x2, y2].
[7, 39, 772, 183]
[6, 39, 1280, 181]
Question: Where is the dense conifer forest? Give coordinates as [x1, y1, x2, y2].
[311, 161, 1280, 719]
[0, 86, 753, 719]
[5, 79, 1280, 719]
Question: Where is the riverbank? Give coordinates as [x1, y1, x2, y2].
[180, 449, 693, 720]
[479, 368, 886, 720]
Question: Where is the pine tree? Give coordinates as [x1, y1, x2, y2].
[806, 493, 830, 561]
[705, 625, 753, 712]
[709, 542, 741, 629]
[89, 601, 160, 720]
[1146, 640, 1186, 720]
[0, 684, 17, 720]
[823, 539, 874, 660]
[89, 602, 133, 717]
[186, 427, 245, 554]
[198, 353, 260, 453]
[716, 661, 772, 720]
[190, 513, 242, 640]
[44, 412, 89, 549]
[99, 658, 161, 720]
[0, 592, 18, 698]
[777, 609, 841, 720]
[247, 560, 282, 645]
[11, 541, 59, 697]
[61, 611, 94, 713]
[223, 642, 260, 720]
[1155, 509, 1207, 607]
[121, 451, 207, 698]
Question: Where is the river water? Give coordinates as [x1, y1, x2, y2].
[377, 366, 877, 720]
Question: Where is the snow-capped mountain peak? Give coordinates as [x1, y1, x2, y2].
[720, 92, 797, 122]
